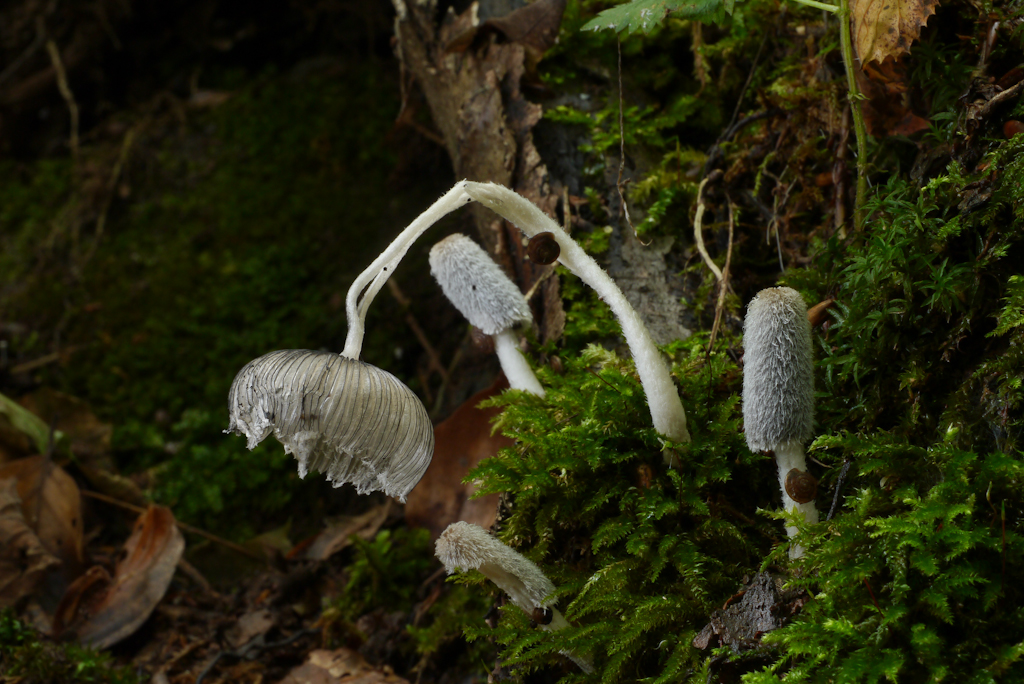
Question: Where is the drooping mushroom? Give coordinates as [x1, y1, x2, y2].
[742, 286, 818, 557]
[429, 233, 544, 397]
[226, 185, 474, 501]
[226, 349, 432, 501]
[462, 182, 690, 444]
[436, 521, 594, 673]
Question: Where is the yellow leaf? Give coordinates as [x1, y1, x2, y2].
[851, 0, 939, 65]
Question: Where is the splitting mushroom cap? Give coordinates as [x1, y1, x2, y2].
[435, 521, 555, 610]
[226, 349, 434, 502]
[429, 233, 533, 336]
[742, 287, 814, 452]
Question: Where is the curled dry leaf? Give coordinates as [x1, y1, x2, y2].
[278, 648, 410, 684]
[302, 501, 391, 561]
[55, 505, 184, 649]
[0, 455, 84, 570]
[404, 377, 510, 539]
[0, 478, 60, 607]
[851, 0, 939, 66]
[19, 388, 113, 463]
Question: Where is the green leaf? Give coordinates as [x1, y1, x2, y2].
[0, 391, 53, 454]
[581, 0, 732, 36]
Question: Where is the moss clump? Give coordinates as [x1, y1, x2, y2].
[0, 610, 140, 684]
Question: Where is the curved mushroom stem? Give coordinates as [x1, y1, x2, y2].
[463, 182, 690, 444]
[493, 329, 545, 397]
[775, 442, 819, 559]
[342, 182, 472, 359]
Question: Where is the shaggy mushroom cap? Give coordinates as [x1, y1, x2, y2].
[428, 233, 533, 335]
[742, 286, 814, 453]
[429, 234, 544, 396]
[436, 521, 555, 610]
[226, 349, 434, 502]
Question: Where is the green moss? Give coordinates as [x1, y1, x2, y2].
[0, 610, 140, 684]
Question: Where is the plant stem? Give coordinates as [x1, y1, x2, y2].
[787, 0, 869, 229]
[836, 0, 870, 229]
[789, 0, 838, 12]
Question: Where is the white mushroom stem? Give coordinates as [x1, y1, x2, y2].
[493, 329, 545, 397]
[775, 442, 819, 548]
[463, 181, 690, 443]
[342, 182, 472, 359]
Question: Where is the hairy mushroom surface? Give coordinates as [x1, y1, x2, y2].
[429, 233, 544, 396]
[436, 521, 593, 673]
[226, 349, 434, 502]
[742, 286, 818, 556]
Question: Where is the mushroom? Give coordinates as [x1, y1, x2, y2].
[226, 185, 474, 501]
[741, 287, 818, 557]
[226, 349, 432, 502]
[429, 233, 544, 397]
[461, 182, 691, 445]
[435, 521, 594, 673]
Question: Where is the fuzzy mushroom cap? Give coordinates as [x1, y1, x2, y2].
[742, 287, 814, 452]
[429, 234, 532, 336]
[435, 521, 555, 610]
[226, 349, 434, 502]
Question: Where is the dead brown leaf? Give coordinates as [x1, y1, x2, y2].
[278, 648, 409, 684]
[404, 377, 509, 539]
[855, 59, 931, 137]
[446, 0, 567, 68]
[302, 502, 391, 561]
[0, 478, 60, 607]
[851, 0, 939, 65]
[19, 387, 113, 464]
[0, 455, 84, 570]
[56, 505, 185, 649]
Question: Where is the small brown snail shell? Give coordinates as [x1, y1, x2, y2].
[470, 326, 495, 354]
[785, 468, 818, 504]
[530, 606, 553, 627]
[527, 232, 560, 265]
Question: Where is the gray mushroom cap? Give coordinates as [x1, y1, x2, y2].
[428, 233, 533, 336]
[742, 287, 814, 452]
[435, 521, 556, 610]
[226, 349, 434, 502]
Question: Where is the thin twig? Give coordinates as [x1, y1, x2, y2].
[82, 490, 264, 560]
[707, 201, 735, 351]
[80, 128, 138, 271]
[827, 459, 853, 521]
[616, 38, 643, 242]
[45, 38, 79, 162]
[195, 628, 318, 684]
[692, 177, 723, 282]
[387, 279, 448, 383]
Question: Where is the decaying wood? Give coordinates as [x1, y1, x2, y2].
[392, 0, 566, 342]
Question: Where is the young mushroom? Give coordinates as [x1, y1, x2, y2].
[742, 287, 818, 557]
[429, 233, 544, 397]
[461, 182, 690, 445]
[436, 521, 593, 673]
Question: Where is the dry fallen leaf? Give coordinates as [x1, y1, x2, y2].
[404, 377, 510, 539]
[0, 455, 84, 571]
[19, 388, 113, 463]
[0, 478, 60, 607]
[855, 58, 931, 137]
[55, 505, 185, 649]
[278, 648, 409, 684]
[302, 501, 391, 561]
[851, 0, 939, 66]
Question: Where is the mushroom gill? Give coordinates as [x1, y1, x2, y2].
[226, 349, 434, 502]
